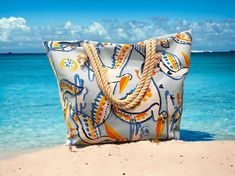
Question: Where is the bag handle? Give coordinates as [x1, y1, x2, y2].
[77, 39, 161, 110]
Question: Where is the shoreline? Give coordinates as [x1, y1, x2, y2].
[0, 140, 234, 176]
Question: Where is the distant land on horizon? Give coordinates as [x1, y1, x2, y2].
[0, 50, 235, 55]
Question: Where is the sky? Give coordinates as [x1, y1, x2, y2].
[0, 0, 235, 52]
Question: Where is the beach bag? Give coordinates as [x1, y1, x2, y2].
[43, 30, 192, 145]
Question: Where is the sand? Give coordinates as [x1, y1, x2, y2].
[0, 140, 234, 176]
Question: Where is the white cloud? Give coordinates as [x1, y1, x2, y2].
[84, 22, 107, 35]
[64, 21, 73, 29]
[0, 17, 30, 41]
[117, 28, 128, 39]
[0, 16, 235, 52]
[64, 21, 81, 37]
[82, 22, 111, 40]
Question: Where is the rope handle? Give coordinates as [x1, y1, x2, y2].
[77, 39, 161, 110]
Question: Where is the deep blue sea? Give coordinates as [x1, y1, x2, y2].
[0, 52, 235, 159]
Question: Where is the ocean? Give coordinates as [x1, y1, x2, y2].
[0, 52, 235, 159]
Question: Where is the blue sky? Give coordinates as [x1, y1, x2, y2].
[0, 0, 235, 52]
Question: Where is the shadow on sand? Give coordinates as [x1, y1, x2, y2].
[180, 129, 215, 141]
[69, 129, 216, 152]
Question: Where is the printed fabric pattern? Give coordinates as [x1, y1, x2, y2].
[43, 30, 192, 145]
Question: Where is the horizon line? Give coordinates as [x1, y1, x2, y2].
[0, 50, 235, 54]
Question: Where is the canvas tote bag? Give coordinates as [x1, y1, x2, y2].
[43, 30, 192, 145]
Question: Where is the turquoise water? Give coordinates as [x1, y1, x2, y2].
[0, 53, 235, 159]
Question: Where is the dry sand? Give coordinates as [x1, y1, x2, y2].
[0, 140, 235, 176]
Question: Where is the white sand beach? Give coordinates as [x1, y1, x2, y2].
[0, 140, 234, 176]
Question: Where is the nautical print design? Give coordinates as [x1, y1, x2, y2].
[60, 58, 78, 72]
[111, 44, 132, 69]
[159, 52, 189, 80]
[59, 79, 84, 95]
[49, 41, 81, 52]
[172, 31, 192, 45]
[133, 42, 145, 56]
[161, 52, 181, 72]
[160, 39, 170, 48]
[111, 62, 161, 125]
[91, 92, 111, 125]
[43, 30, 192, 145]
